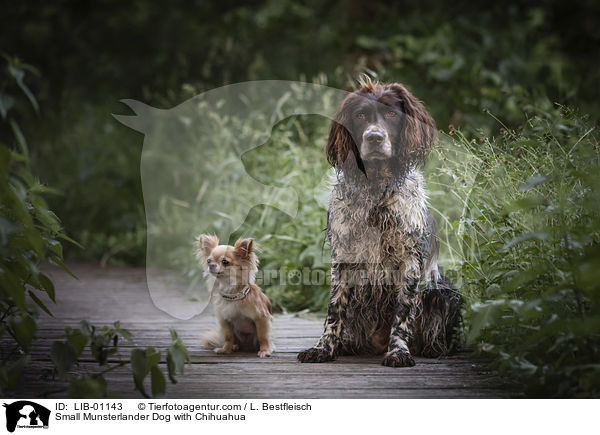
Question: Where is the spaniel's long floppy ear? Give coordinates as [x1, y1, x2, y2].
[325, 102, 356, 168]
[234, 238, 255, 260]
[389, 84, 435, 164]
[197, 234, 219, 258]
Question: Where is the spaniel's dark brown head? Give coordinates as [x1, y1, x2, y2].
[326, 77, 435, 177]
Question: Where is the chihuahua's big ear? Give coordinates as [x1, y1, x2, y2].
[197, 234, 219, 258]
[234, 238, 255, 260]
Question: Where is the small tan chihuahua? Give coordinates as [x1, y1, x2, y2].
[197, 234, 274, 358]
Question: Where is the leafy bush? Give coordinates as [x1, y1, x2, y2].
[356, 6, 579, 131]
[0, 55, 76, 392]
[48, 322, 189, 398]
[449, 106, 600, 397]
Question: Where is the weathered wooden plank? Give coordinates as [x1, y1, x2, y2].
[1, 264, 513, 398]
[11, 361, 510, 399]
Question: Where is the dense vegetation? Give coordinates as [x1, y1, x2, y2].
[0, 56, 189, 397]
[2, 0, 599, 397]
[451, 108, 600, 397]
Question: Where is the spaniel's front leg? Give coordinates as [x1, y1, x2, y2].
[382, 287, 417, 367]
[298, 268, 346, 362]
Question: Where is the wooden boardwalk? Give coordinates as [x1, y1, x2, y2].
[8, 264, 511, 398]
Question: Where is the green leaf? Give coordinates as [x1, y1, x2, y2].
[467, 301, 502, 344]
[57, 233, 83, 248]
[130, 347, 158, 398]
[150, 365, 166, 397]
[113, 321, 133, 341]
[0, 216, 19, 244]
[0, 267, 27, 312]
[79, 320, 92, 336]
[146, 347, 161, 368]
[130, 348, 149, 398]
[0, 356, 29, 392]
[9, 314, 37, 352]
[47, 256, 77, 279]
[50, 341, 78, 375]
[166, 345, 188, 384]
[0, 92, 15, 119]
[8, 119, 30, 164]
[45, 239, 63, 257]
[167, 328, 190, 383]
[37, 273, 55, 302]
[28, 290, 54, 316]
[67, 375, 108, 399]
[131, 347, 162, 398]
[66, 328, 89, 357]
[166, 352, 177, 384]
[502, 231, 549, 250]
[8, 64, 39, 112]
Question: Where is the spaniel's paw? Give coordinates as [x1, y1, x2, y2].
[382, 350, 415, 367]
[214, 346, 233, 354]
[297, 347, 335, 363]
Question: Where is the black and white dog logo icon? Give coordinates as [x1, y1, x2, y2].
[3, 401, 50, 432]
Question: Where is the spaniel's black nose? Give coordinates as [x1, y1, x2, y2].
[366, 131, 384, 144]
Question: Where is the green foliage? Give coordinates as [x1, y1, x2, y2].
[67, 376, 108, 399]
[166, 328, 190, 384]
[0, 56, 189, 398]
[49, 321, 189, 398]
[131, 347, 161, 398]
[0, 55, 75, 394]
[449, 107, 600, 397]
[356, 7, 579, 131]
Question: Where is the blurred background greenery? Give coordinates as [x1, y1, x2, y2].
[2, 0, 600, 396]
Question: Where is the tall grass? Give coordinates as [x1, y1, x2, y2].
[449, 106, 600, 397]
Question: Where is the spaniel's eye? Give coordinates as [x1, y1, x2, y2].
[222, 259, 230, 265]
[206, 259, 211, 264]
[385, 111, 397, 118]
[355, 112, 366, 120]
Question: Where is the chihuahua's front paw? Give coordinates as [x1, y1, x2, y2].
[214, 346, 233, 354]
[257, 349, 272, 358]
[297, 347, 335, 363]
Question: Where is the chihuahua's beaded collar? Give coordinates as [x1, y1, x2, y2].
[219, 285, 251, 301]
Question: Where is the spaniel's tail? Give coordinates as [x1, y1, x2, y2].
[200, 330, 225, 350]
[411, 275, 464, 357]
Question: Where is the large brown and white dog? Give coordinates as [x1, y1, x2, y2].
[298, 77, 462, 367]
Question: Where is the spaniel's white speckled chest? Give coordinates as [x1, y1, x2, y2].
[328, 169, 428, 275]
